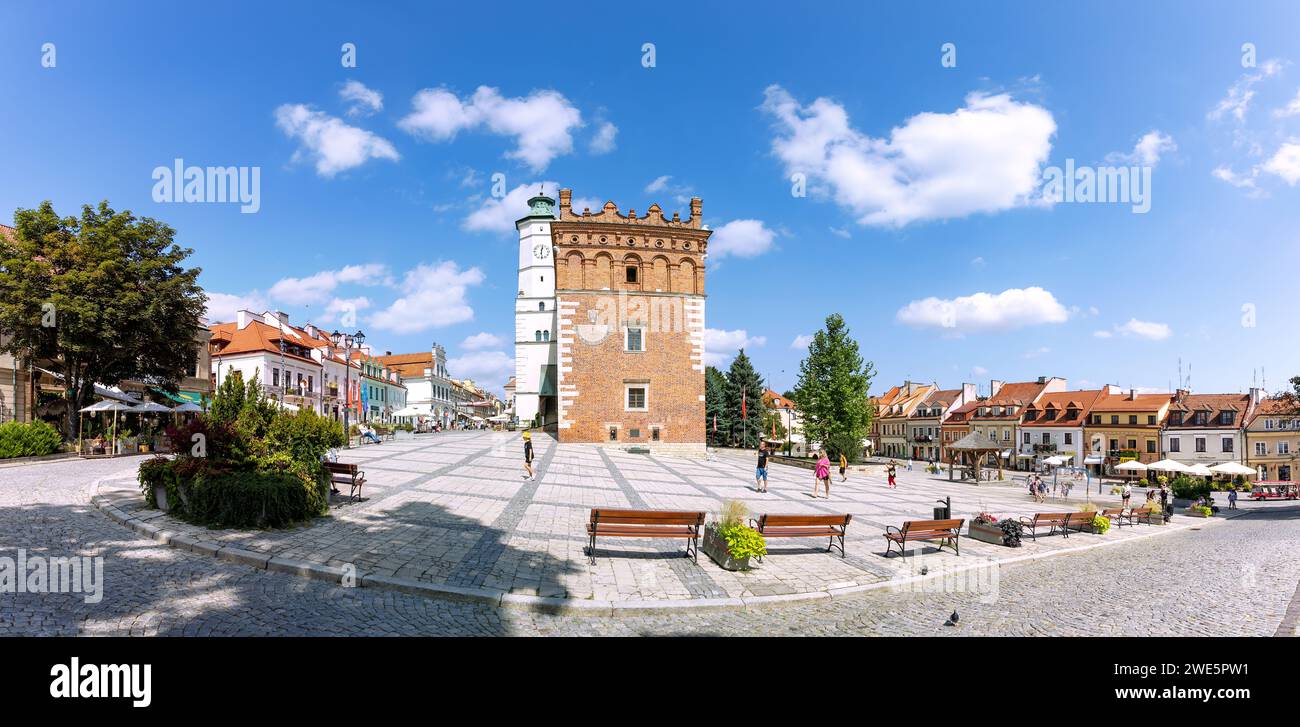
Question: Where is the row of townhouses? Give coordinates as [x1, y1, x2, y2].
[870, 377, 1299, 482]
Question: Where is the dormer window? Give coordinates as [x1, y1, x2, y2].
[1066, 408, 1078, 421]
[1024, 410, 1037, 422]
[1219, 411, 1234, 425]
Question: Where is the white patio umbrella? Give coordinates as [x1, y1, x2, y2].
[1114, 460, 1148, 479]
[391, 406, 423, 418]
[1147, 459, 1190, 473]
[1187, 463, 1213, 477]
[78, 400, 135, 455]
[1209, 461, 1256, 477]
[130, 401, 174, 413]
[171, 402, 203, 413]
[1042, 455, 1067, 466]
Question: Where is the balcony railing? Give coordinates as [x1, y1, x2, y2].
[1033, 443, 1057, 453]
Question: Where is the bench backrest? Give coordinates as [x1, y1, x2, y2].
[1030, 512, 1071, 524]
[1100, 508, 1123, 516]
[1066, 511, 1093, 524]
[325, 462, 359, 473]
[590, 509, 705, 527]
[758, 513, 851, 528]
[901, 518, 964, 534]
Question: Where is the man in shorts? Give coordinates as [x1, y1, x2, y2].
[755, 443, 769, 493]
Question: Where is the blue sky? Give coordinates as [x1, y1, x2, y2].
[3, 1, 1299, 397]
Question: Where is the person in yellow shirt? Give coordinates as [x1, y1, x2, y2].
[838, 452, 848, 482]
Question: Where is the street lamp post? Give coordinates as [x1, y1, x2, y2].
[330, 329, 365, 448]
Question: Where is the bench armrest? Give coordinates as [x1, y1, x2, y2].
[884, 525, 903, 537]
[1018, 515, 1034, 526]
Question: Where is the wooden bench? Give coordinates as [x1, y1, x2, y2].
[750, 513, 852, 558]
[585, 509, 705, 564]
[1018, 512, 1072, 541]
[1131, 506, 1162, 524]
[884, 518, 964, 558]
[1064, 511, 1094, 534]
[324, 462, 365, 502]
[1100, 507, 1132, 528]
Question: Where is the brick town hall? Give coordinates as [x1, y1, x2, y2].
[514, 189, 709, 454]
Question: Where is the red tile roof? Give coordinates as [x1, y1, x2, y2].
[1022, 389, 1105, 426]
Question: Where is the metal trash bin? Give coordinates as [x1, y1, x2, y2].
[934, 496, 952, 520]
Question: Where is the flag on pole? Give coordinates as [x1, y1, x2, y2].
[712, 414, 717, 432]
[741, 388, 747, 419]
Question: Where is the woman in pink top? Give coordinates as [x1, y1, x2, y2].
[813, 449, 831, 498]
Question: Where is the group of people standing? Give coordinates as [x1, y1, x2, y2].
[755, 444, 847, 498]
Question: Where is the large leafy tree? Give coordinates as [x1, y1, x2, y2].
[0, 201, 207, 437]
[791, 313, 875, 461]
[723, 349, 767, 448]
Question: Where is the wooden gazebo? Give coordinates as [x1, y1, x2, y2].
[946, 431, 1003, 482]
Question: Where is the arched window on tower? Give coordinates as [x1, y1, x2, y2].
[538, 301, 545, 311]
[534, 330, 541, 342]
[543, 330, 550, 342]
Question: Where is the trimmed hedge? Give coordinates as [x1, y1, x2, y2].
[139, 456, 329, 529]
[0, 420, 63, 459]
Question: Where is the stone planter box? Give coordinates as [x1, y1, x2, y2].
[702, 525, 752, 571]
[155, 486, 171, 512]
[968, 520, 1007, 545]
[1183, 508, 1212, 518]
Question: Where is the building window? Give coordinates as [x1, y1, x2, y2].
[1022, 432, 1030, 444]
[1146, 440, 1156, 453]
[1129, 415, 1138, 425]
[1169, 437, 1180, 452]
[609, 426, 618, 441]
[652, 426, 661, 441]
[1147, 415, 1156, 425]
[543, 330, 550, 342]
[1064, 432, 1073, 445]
[1170, 412, 1184, 426]
[1220, 411, 1234, 425]
[538, 301, 545, 311]
[273, 368, 280, 387]
[1256, 442, 1267, 456]
[1195, 437, 1206, 453]
[1041, 433, 1050, 445]
[1127, 439, 1137, 450]
[629, 428, 640, 438]
[535, 330, 542, 342]
[1222, 437, 1233, 453]
[1111, 415, 1119, 424]
[626, 266, 638, 283]
[625, 326, 644, 352]
[1280, 442, 1291, 455]
[625, 385, 648, 411]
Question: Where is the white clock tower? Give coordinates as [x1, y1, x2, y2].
[513, 191, 558, 427]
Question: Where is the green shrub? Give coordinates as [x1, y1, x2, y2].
[0, 420, 63, 458]
[1091, 514, 1111, 534]
[717, 522, 767, 562]
[1170, 475, 1212, 501]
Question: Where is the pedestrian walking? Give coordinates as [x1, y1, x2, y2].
[813, 449, 831, 498]
[1228, 488, 1238, 510]
[906, 458, 913, 472]
[839, 452, 848, 482]
[522, 430, 535, 481]
[755, 443, 770, 493]
[1121, 482, 1132, 509]
[887, 460, 898, 489]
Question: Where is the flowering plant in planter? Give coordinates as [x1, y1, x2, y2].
[703, 499, 766, 570]
[998, 519, 1024, 547]
[973, 511, 998, 525]
[1090, 514, 1111, 534]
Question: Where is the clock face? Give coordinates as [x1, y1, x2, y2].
[533, 244, 550, 259]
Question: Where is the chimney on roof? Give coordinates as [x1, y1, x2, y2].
[558, 188, 572, 217]
[990, 380, 1004, 397]
[274, 311, 289, 326]
[1037, 376, 1047, 384]
[385, 351, 392, 357]
[236, 310, 256, 330]
[961, 383, 978, 404]
[304, 323, 317, 337]
[1129, 389, 1138, 400]
[1249, 387, 1263, 406]
[1175, 388, 1190, 402]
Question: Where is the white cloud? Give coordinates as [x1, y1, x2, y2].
[446, 350, 513, 390]
[1108, 130, 1176, 166]
[895, 287, 1070, 333]
[970, 256, 986, 267]
[1212, 165, 1258, 189]
[1024, 346, 1051, 359]
[704, 328, 766, 366]
[645, 175, 672, 194]
[971, 366, 989, 376]
[761, 85, 1056, 227]
[340, 80, 383, 117]
[1275, 88, 1300, 118]
[460, 332, 504, 350]
[1113, 318, 1172, 341]
[1262, 141, 1300, 185]
[791, 334, 814, 349]
[1093, 330, 1113, 339]
[462, 181, 597, 234]
[398, 86, 583, 171]
[204, 291, 268, 323]
[709, 219, 776, 259]
[274, 104, 400, 177]
[268, 264, 390, 306]
[590, 121, 617, 154]
[828, 226, 851, 239]
[369, 261, 485, 333]
[1208, 60, 1282, 123]
[319, 296, 372, 326]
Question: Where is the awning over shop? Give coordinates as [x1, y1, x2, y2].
[1083, 455, 1104, 465]
[153, 388, 206, 406]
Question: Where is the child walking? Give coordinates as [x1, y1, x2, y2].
[522, 431, 535, 481]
